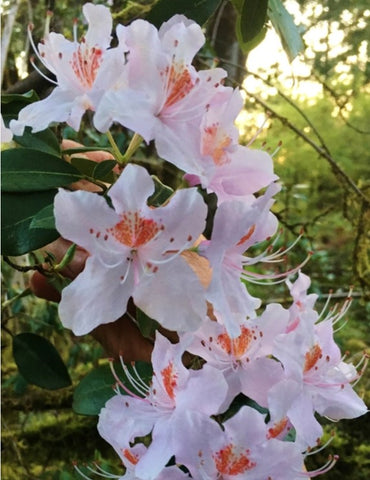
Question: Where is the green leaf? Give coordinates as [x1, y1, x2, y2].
[136, 308, 160, 339]
[147, 175, 174, 207]
[146, 0, 222, 27]
[73, 361, 153, 415]
[92, 160, 117, 182]
[1, 148, 83, 192]
[220, 393, 269, 422]
[239, 0, 269, 43]
[30, 204, 55, 230]
[72, 364, 116, 416]
[70, 156, 99, 177]
[268, 0, 304, 62]
[1, 92, 60, 156]
[1, 190, 59, 255]
[61, 146, 113, 155]
[236, 18, 267, 53]
[12, 333, 72, 390]
[1, 91, 39, 114]
[13, 127, 61, 157]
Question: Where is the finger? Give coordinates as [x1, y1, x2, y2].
[91, 316, 154, 362]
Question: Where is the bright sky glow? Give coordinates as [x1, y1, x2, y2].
[237, 0, 368, 138]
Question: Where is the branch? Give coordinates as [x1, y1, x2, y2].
[313, 72, 370, 135]
[245, 90, 369, 205]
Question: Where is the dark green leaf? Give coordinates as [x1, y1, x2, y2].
[13, 127, 61, 157]
[12, 333, 71, 390]
[1, 148, 83, 192]
[268, 0, 304, 62]
[30, 204, 55, 230]
[73, 361, 153, 415]
[220, 393, 269, 422]
[236, 18, 267, 53]
[73, 364, 116, 415]
[240, 0, 269, 43]
[62, 146, 113, 155]
[92, 160, 117, 182]
[1, 91, 39, 115]
[146, 0, 222, 27]
[147, 175, 174, 207]
[1, 190, 59, 255]
[136, 308, 160, 339]
[70, 156, 99, 177]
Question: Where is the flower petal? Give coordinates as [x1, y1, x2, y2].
[59, 256, 134, 335]
[133, 256, 206, 332]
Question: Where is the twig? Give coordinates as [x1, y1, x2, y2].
[246, 91, 369, 205]
[2, 256, 49, 275]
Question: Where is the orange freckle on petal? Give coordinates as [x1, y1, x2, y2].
[163, 64, 194, 109]
[122, 448, 139, 465]
[304, 344, 322, 373]
[111, 212, 160, 248]
[161, 362, 178, 400]
[71, 45, 102, 89]
[237, 225, 256, 246]
[217, 326, 253, 358]
[267, 417, 289, 439]
[214, 444, 256, 475]
[202, 125, 232, 165]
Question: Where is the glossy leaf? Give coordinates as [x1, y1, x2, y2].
[147, 175, 174, 207]
[12, 333, 72, 390]
[73, 361, 153, 415]
[1, 91, 39, 115]
[13, 127, 61, 157]
[2, 148, 83, 192]
[146, 0, 222, 27]
[268, 0, 304, 62]
[239, 0, 269, 43]
[1, 190, 59, 255]
[29, 204, 55, 230]
[73, 364, 116, 415]
[92, 160, 117, 182]
[136, 308, 160, 339]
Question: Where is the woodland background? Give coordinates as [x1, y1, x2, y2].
[1, 0, 369, 478]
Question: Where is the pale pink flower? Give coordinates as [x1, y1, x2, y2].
[93, 14, 228, 173]
[186, 303, 289, 410]
[184, 89, 278, 202]
[272, 318, 367, 447]
[75, 443, 190, 480]
[98, 332, 228, 480]
[286, 271, 319, 332]
[187, 405, 305, 480]
[10, 3, 125, 135]
[54, 164, 208, 335]
[199, 182, 280, 337]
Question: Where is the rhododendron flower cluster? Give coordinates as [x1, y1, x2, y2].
[9, 3, 367, 479]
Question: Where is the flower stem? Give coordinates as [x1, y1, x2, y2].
[106, 130, 125, 165]
[121, 132, 144, 163]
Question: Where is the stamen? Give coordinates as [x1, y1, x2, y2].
[74, 464, 93, 480]
[270, 140, 283, 157]
[74, 462, 122, 479]
[302, 455, 339, 477]
[305, 431, 335, 456]
[119, 358, 150, 397]
[44, 10, 53, 39]
[246, 113, 271, 147]
[88, 462, 121, 478]
[29, 56, 58, 85]
[73, 18, 78, 43]
[108, 360, 145, 400]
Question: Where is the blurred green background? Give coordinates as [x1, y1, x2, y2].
[1, 0, 369, 478]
